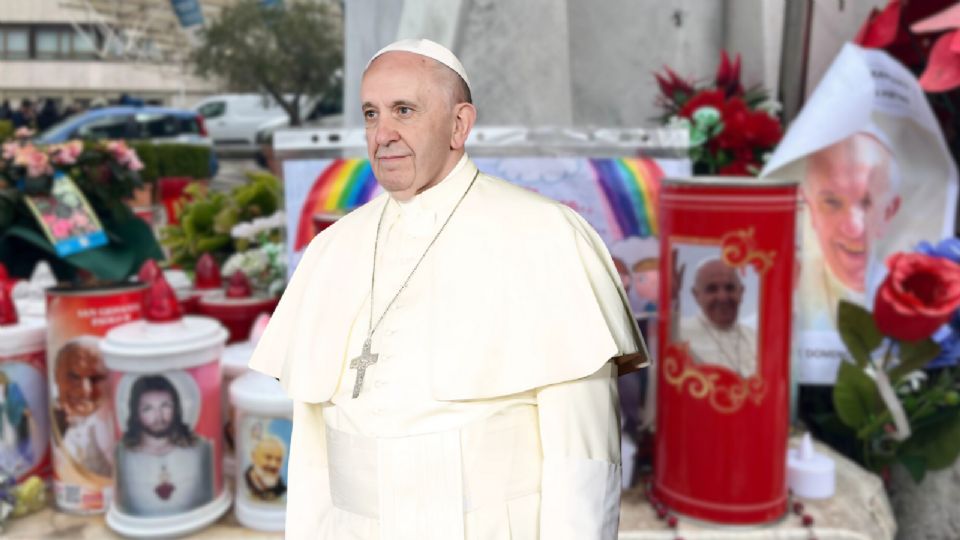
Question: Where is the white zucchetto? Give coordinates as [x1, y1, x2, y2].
[367, 38, 472, 95]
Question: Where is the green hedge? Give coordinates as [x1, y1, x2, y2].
[132, 143, 159, 183]
[0, 120, 13, 142]
[130, 142, 211, 183]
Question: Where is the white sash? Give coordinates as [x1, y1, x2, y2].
[326, 406, 543, 540]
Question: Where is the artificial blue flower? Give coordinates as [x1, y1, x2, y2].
[918, 238, 960, 368]
[916, 237, 960, 264]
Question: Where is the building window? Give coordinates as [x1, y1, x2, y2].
[34, 26, 101, 60]
[74, 30, 97, 57]
[0, 25, 101, 61]
[0, 27, 30, 60]
[35, 29, 60, 60]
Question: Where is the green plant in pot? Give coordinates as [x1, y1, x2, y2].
[160, 170, 281, 273]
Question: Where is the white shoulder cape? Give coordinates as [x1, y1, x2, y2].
[250, 162, 647, 403]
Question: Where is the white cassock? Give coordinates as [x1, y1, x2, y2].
[679, 315, 758, 378]
[250, 155, 646, 540]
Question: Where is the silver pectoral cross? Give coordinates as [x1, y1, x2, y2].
[349, 338, 379, 398]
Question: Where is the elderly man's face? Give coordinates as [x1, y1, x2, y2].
[57, 346, 107, 417]
[692, 261, 743, 330]
[252, 439, 285, 486]
[361, 52, 460, 201]
[804, 133, 898, 292]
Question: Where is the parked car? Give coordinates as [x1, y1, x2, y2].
[194, 94, 306, 151]
[37, 105, 218, 177]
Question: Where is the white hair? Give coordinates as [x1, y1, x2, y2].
[859, 122, 901, 198]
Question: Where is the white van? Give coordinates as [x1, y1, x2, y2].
[193, 94, 295, 150]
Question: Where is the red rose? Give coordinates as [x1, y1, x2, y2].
[716, 98, 750, 150]
[873, 252, 960, 341]
[744, 110, 782, 149]
[678, 89, 725, 119]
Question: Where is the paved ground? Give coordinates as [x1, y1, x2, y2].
[211, 156, 262, 192]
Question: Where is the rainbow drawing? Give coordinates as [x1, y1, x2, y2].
[294, 159, 380, 250]
[591, 158, 662, 240]
[293, 156, 663, 252]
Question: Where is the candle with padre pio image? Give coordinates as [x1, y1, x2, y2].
[46, 283, 145, 514]
[230, 370, 292, 532]
[101, 276, 231, 538]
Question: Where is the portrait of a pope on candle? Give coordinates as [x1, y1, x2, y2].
[249, 38, 647, 539]
[679, 258, 758, 378]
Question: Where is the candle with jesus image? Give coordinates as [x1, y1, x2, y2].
[112, 371, 216, 515]
[101, 276, 231, 537]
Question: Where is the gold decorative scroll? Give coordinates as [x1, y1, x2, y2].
[720, 228, 775, 275]
[663, 345, 767, 414]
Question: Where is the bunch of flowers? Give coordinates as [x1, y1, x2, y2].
[654, 51, 783, 176]
[0, 133, 144, 226]
[855, 0, 960, 165]
[0, 130, 161, 282]
[159, 171, 281, 273]
[223, 210, 286, 296]
[831, 244, 960, 482]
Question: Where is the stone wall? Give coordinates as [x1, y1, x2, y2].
[342, 0, 889, 130]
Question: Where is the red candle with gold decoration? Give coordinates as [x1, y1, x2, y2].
[653, 176, 798, 524]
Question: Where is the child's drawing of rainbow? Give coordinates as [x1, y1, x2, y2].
[294, 159, 379, 250]
[590, 158, 661, 240]
[294, 157, 662, 251]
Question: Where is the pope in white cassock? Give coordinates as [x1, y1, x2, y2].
[249, 38, 647, 540]
[679, 259, 757, 378]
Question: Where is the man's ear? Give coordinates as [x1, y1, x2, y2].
[450, 102, 476, 150]
[884, 195, 901, 222]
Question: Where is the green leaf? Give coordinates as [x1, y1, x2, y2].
[889, 339, 941, 383]
[189, 200, 219, 231]
[898, 454, 927, 484]
[195, 234, 231, 254]
[212, 205, 240, 235]
[181, 213, 197, 241]
[838, 300, 884, 368]
[833, 361, 880, 430]
[900, 412, 960, 471]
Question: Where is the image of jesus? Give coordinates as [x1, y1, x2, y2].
[115, 374, 214, 517]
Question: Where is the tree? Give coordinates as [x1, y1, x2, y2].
[191, 0, 343, 126]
